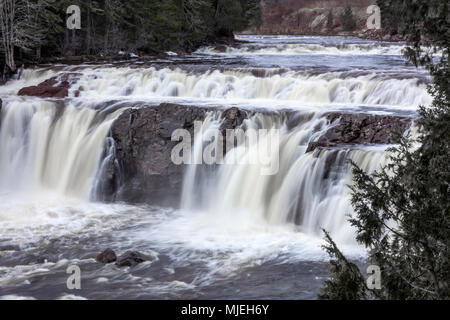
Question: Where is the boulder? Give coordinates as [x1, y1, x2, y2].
[96, 248, 117, 264]
[18, 73, 81, 98]
[35, 255, 58, 264]
[115, 251, 154, 267]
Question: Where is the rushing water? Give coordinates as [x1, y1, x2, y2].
[0, 35, 424, 300]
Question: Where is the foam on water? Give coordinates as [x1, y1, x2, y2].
[197, 42, 405, 56]
[61, 67, 431, 109]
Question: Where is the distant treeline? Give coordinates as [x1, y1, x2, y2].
[0, 0, 261, 73]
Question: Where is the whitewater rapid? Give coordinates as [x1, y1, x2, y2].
[0, 35, 423, 299]
[64, 67, 430, 109]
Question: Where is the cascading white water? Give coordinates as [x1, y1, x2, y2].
[181, 112, 386, 245]
[0, 98, 123, 200]
[70, 67, 431, 108]
[196, 42, 405, 56]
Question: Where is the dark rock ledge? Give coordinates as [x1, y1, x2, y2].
[306, 112, 413, 153]
[98, 103, 413, 208]
[99, 103, 246, 206]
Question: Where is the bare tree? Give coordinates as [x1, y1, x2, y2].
[103, 0, 123, 53]
[0, 0, 43, 72]
[0, 0, 17, 71]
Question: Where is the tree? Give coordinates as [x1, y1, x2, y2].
[326, 9, 333, 30]
[341, 3, 356, 31]
[240, 0, 262, 30]
[0, 0, 45, 72]
[0, 0, 262, 64]
[320, 0, 450, 300]
[214, 0, 244, 37]
[319, 231, 369, 300]
[0, 0, 16, 71]
[103, 0, 124, 53]
[33, 0, 64, 60]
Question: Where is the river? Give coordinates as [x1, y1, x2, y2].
[0, 35, 430, 299]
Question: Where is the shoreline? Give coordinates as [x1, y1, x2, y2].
[237, 31, 405, 43]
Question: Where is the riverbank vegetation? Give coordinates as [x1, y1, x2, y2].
[0, 0, 261, 77]
[320, 0, 449, 300]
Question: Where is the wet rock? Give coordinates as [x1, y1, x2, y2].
[105, 103, 248, 207]
[213, 45, 228, 53]
[106, 103, 208, 206]
[104, 103, 413, 207]
[18, 73, 81, 98]
[18, 85, 68, 98]
[36, 255, 58, 264]
[115, 251, 154, 267]
[96, 248, 117, 264]
[219, 107, 246, 133]
[306, 113, 413, 152]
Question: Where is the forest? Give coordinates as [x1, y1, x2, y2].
[0, 0, 261, 76]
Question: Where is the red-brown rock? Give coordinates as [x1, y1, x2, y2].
[18, 72, 81, 98]
[18, 85, 69, 98]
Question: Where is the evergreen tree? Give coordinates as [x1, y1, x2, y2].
[320, 0, 450, 300]
[326, 10, 333, 30]
[0, 0, 262, 72]
[341, 3, 356, 31]
[214, 0, 245, 37]
[240, 0, 262, 30]
[102, 0, 125, 53]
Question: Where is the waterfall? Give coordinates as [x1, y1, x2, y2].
[197, 42, 406, 56]
[71, 67, 431, 108]
[181, 111, 386, 245]
[0, 98, 123, 200]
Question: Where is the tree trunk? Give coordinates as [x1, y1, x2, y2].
[87, 0, 92, 54]
[0, 0, 17, 72]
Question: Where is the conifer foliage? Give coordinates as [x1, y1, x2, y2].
[320, 0, 450, 300]
[341, 3, 356, 31]
[0, 0, 261, 72]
